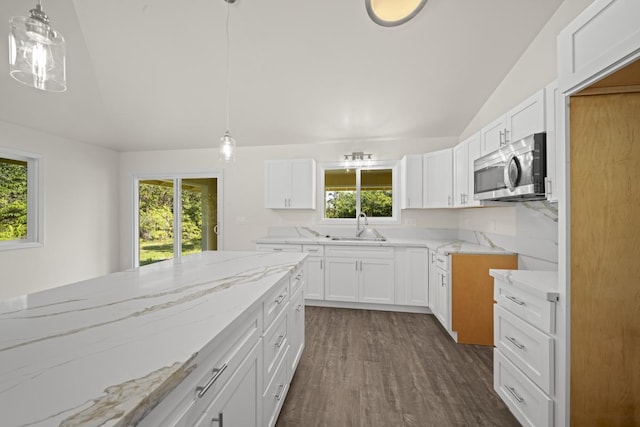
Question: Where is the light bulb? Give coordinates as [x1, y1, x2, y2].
[219, 132, 236, 163]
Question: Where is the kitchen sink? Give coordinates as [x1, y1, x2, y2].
[330, 236, 387, 242]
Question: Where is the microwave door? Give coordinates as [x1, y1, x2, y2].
[475, 163, 507, 195]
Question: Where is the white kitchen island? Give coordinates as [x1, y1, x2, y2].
[0, 251, 306, 427]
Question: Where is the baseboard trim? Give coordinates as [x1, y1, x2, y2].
[304, 299, 432, 314]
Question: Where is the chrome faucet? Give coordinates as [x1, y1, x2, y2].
[356, 212, 368, 237]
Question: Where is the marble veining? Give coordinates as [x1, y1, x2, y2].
[0, 251, 305, 427]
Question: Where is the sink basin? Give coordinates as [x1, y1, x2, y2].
[330, 236, 387, 242]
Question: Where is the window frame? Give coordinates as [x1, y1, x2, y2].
[0, 148, 43, 251]
[318, 160, 400, 224]
[132, 172, 224, 268]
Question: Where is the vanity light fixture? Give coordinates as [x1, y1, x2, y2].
[344, 152, 373, 170]
[8, 0, 66, 92]
[219, 0, 236, 163]
[365, 0, 428, 27]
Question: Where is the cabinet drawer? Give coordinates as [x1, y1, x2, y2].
[494, 280, 556, 334]
[263, 304, 289, 391]
[290, 265, 305, 296]
[324, 245, 394, 259]
[433, 252, 449, 270]
[264, 278, 289, 331]
[495, 305, 554, 394]
[494, 349, 553, 427]
[186, 313, 261, 425]
[263, 347, 290, 427]
[256, 244, 302, 252]
[302, 244, 324, 256]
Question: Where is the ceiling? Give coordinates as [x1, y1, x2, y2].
[0, 0, 564, 152]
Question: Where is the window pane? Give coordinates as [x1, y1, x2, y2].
[181, 178, 218, 257]
[139, 179, 174, 265]
[361, 169, 393, 218]
[325, 169, 356, 218]
[0, 157, 28, 241]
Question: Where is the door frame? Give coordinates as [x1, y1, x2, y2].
[132, 171, 224, 268]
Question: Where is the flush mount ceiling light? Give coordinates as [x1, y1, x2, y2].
[8, 0, 66, 92]
[365, 0, 428, 27]
[219, 0, 237, 163]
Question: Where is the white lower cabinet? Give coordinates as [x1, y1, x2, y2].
[302, 245, 324, 300]
[395, 247, 429, 306]
[325, 246, 394, 305]
[140, 264, 305, 427]
[429, 252, 451, 332]
[493, 275, 557, 427]
[194, 342, 262, 427]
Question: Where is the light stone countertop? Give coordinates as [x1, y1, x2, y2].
[255, 235, 516, 256]
[489, 269, 559, 302]
[0, 251, 306, 427]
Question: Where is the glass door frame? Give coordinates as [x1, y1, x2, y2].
[132, 171, 224, 268]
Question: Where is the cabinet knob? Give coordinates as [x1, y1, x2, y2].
[212, 412, 224, 426]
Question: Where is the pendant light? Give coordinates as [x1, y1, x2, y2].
[8, 0, 66, 92]
[219, 0, 236, 163]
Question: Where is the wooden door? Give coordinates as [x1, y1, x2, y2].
[570, 90, 640, 425]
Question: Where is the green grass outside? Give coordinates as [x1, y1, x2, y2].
[139, 238, 202, 266]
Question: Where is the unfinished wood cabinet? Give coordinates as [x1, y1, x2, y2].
[451, 254, 518, 346]
[570, 85, 640, 426]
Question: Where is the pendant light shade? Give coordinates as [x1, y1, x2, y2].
[219, 131, 236, 163]
[8, 2, 67, 92]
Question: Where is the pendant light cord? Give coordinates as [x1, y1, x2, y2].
[225, 0, 231, 134]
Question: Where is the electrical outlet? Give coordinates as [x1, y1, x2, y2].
[236, 216, 246, 224]
[406, 218, 417, 226]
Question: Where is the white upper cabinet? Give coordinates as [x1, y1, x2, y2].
[453, 132, 481, 207]
[423, 148, 454, 208]
[558, 0, 640, 93]
[544, 81, 559, 202]
[400, 154, 423, 209]
[264, 159, 316, 209]
[480, 89, 546, 156]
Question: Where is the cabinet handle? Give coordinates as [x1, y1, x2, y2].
[447, 195, 452, 206]
[275, 334, 286, 348]
[505, 335, 525, 350]
[499, 130, 505, 146]
[460, 193, 464, 205]
[544, 177, 552, 199]
[505, 295, 525, 306]
[275, 294, 286, 305]
[431, 253, 435, 263]
[196, 363, 228, 398]
[407, 197, 410, 207]
[273, 248, 283, 252]
[296, 304, 303, 312]
[441, 275, 446, 287]
[504, 129, 510, 144]
[212, 412, 224, 426]
[275, 384, 286, 401]
[295, 274, 303, 281]
[355, 261, 358, 271]
[320, 259, 323, 269]
[505, 385, 524, 403]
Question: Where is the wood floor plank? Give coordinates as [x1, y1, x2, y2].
[276, 307, 519, 427]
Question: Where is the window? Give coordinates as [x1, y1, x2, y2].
[321, 162, 398, 222]
[135, 175, 220, 266]
[0, 149, 42, 250]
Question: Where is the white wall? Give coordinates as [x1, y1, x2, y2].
[0, 121, 119, 300]
[459, 0, 593, 140]
[118, 137, 459, 269]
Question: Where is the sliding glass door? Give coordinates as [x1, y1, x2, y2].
[136, 175, 220, 266]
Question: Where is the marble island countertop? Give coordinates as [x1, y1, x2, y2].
[255, 227, 516, 256]
[0, 251, 306, 427]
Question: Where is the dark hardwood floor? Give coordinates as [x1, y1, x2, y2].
[276, 306, 519, 427]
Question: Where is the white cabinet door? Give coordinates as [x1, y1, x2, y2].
[194, 343, 261, 427]
[400, 154, 423, 209]
[288, 288, 305, 374]
[359, 258, 395, 304]
[423, 148, 453, 208]
[289, 159, 316, 209]
[453, 143, 468, 208]
[428, 250, 438, 312]
[506, 89, 545, 143]
[544, 80, 559, 202]
[264, 160, 290, 209]
[264, 159, 316, 209]
[481, 115, 507, 156]
[304, 256, 324, 300]
[434, 267, 450, 331]
[325, 257, 358, 302]
[466, 132, 482, 207]
[405, 248, 428, 306]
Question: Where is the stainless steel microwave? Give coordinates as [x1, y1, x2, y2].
[473, 133, 546, 202]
